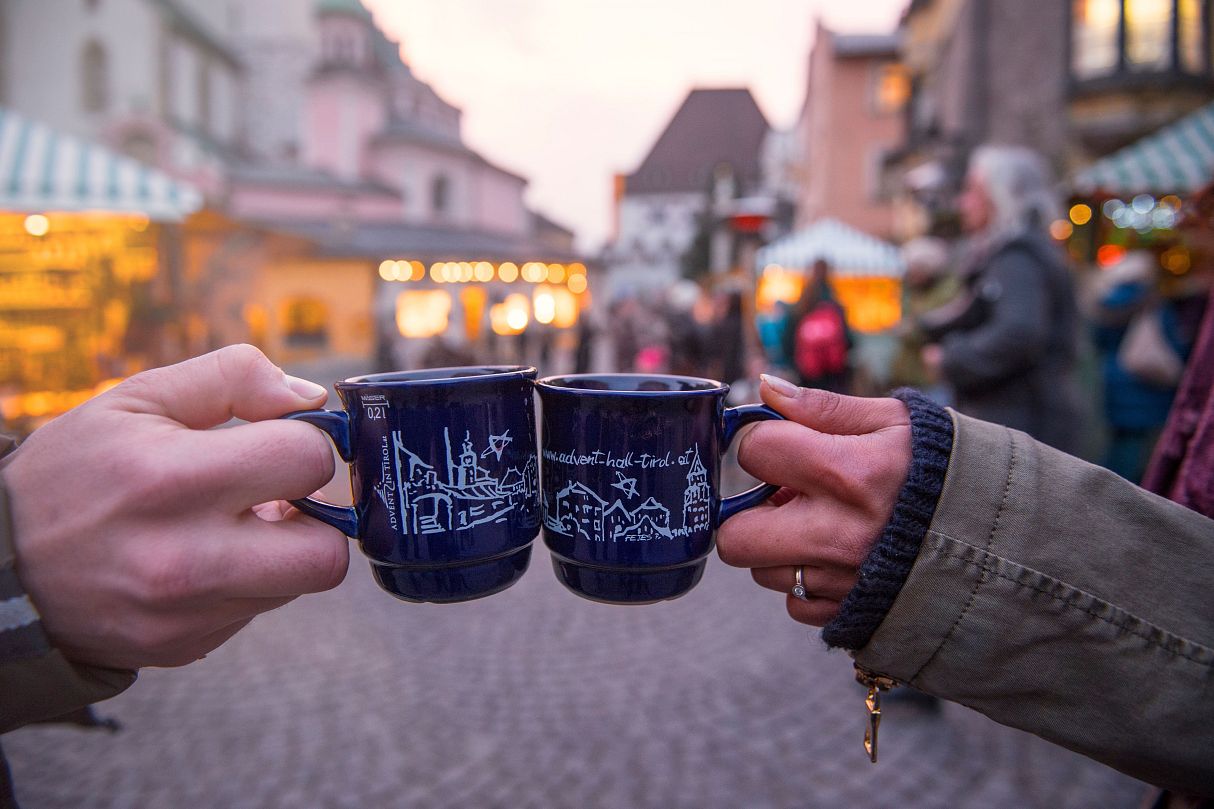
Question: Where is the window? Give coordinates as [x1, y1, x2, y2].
[431, 174, 450, 215]
[873, 64, 911, 113]
[1179, 0, 1203, 72]
[197, 61, 212, 133]
[81, 40, 109, 112]
[1072, 0, 1212, 79]
[1126, 0, 1173, 71]
[280, 297, 329, 348]
[1072, 0, 1120, 78]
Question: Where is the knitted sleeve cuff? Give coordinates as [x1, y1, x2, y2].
[821, 389, 954, 651]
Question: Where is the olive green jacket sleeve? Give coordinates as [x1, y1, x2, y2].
[0, 438, 135, 734]
[854, 412, 1214, 796]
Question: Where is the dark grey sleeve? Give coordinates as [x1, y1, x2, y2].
[939, 249, 1050, 391]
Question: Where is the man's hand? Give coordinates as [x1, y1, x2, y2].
[1, 345, 350, 670]
[716, 375, 911, 626]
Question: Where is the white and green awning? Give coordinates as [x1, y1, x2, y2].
[0, 106, 203, 221]
[1073, 101, 1214, 196]
[755, 218, 904, 278]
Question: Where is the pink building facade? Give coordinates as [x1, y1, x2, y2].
[794, 23, 907, 240]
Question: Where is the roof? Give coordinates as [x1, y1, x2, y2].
[370, 125, 528, 184]
[756, 218, 905, 277]
[530, 209, 575, 239]
[315, 0, 373, 21]
[832, 33, 901, 58]
[1072, 101, 1214, 195]
[624, 88, 771, 195]
[0, 107, 203, 221]
[253, 219, 582, 262]
[229, 162, 398, 195]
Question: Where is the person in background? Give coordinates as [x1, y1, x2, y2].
[782, 258, 852, 393]
[888, 237, 959, 404]
[1089, 250, 1205, 482]
[920, 145, 1085, 455]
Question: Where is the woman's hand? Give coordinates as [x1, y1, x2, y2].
[716, 375, 912, 626]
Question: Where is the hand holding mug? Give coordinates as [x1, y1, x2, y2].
[1, 345, 349, 670]
[715, 376, 911, 626]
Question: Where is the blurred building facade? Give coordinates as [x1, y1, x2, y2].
[605, 88, 772, 296]
[793, 22, 907, 240]
[0, 0, 587, 427]
[893, 0, 1214, 235]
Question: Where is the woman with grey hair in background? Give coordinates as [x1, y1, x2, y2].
[920, 144, 1085, 454]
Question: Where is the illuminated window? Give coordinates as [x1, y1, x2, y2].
[873, 64, 910, 113]
[81, 40, 109, 113]
[1180, 0, 1203, 72]
[1073, 0, 1212, 78]
[280, 297, 329, 348]
[1126, 0, 1173, 71]
[1072, 0, 1121, 78]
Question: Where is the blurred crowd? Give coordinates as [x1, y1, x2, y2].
[599, 144, 1213, 487]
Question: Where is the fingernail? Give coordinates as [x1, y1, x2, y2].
[760, 373, 799, 397]
[285, 374, 328, 400]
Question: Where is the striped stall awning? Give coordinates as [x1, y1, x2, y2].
[0, 106, 202, 221]
[755, 218, 904, 278]
[1073, 101, 1214, 196]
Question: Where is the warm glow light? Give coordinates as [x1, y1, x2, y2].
[379, 260, 396, 281]
[1050, 220, 1074, 240]
[459, 262, 474, 282]
[474, 261, 495, 282]
[1097, 244, 1127, 267]
[498, 262, 519, 282]
[756, 265, 804, 311]
[396, 290, 451, 338]
[533, 288, 556, 324]
[431, 263, 445, 282]
[23, 214, 49, 237]
[410, 260, 426, 281]
[521, 262, 545, 283]
[567, 273, 588, 294]
[1069, 204, 1093, 226]
[1162, 246, 1192, 274]
[546, 263, 566, 283]
[1160, 195, 1182, 210]
[568, 262, 587, 276]
[552, 287, 579, 328]
[443, 262, 460, 283]
[130, 214, 150, 232]
[394, 260, 409, 280]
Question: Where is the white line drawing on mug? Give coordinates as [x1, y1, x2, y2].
[388, 427, 536, 536]
[544, 445, 712, 541]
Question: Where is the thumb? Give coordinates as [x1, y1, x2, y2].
[111, 344, 330, 429]
[758, 374, 907, 436]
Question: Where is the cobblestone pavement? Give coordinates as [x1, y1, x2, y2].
[5, 396, 1151, 808]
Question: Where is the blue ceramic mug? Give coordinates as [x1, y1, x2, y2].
[536, 373, 784, 604]
[284, 367, 541, 603]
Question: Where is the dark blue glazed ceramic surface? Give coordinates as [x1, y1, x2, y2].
[536, 374, 781, 604]
[284, 366, 540, 604]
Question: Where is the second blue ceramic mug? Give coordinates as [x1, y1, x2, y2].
[536, 374, 784, 604]
[284, 366, 541, 603]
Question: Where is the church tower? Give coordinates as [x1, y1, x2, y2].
[682, 446, 711, 531]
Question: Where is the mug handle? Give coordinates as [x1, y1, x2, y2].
[718, 403, 785, 523]
[280, 409, 359, 537]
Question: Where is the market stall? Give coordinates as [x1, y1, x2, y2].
[0, 107, 202, 431]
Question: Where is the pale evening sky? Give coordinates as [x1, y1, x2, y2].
[363, 0, 909, 252]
